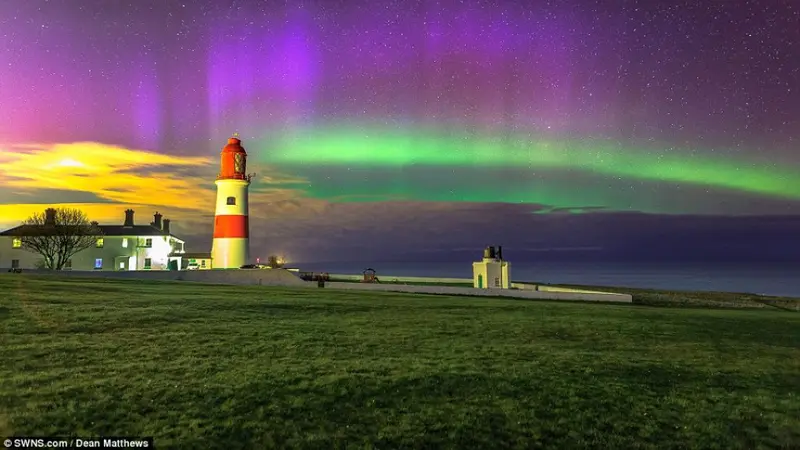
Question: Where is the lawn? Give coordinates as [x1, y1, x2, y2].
[331, 276, 800, 311]
[551, 283, 800, 311]
[1, 274, 799, 449]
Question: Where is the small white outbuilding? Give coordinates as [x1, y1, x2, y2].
[472, 245, 511, 289]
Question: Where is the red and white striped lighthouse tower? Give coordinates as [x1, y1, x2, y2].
[211, 134, 251, 269]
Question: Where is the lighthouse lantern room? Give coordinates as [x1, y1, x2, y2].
[211, 135, 252, 269]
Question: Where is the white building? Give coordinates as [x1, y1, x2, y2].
[472, 245, 511, 289]
[180, 252, 213, 270]
[0, 209, 187, 271]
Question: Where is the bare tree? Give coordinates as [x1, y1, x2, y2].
[16, 208, 102, 270]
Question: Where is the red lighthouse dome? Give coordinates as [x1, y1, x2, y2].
[218, 136, 248, 180]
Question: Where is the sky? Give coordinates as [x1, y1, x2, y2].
[0, 0, 799, 265]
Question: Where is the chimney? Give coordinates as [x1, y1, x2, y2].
[497, 246, 503, 260]
[152, 212, 163, 229]
[162, 219, 171, 234]
[44, 208, 57, 226]
[124, 209, 135, 227]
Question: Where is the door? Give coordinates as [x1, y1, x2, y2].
[478, 274, 483, 288]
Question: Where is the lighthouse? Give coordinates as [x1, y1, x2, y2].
[211, 135, 251, 269]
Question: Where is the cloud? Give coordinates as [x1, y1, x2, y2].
[245, 202, 800, 264]
[0, 141, 329, 250]
[0, 142, 221, 231]
[3, 141, 798, 264]
[0, 142, 214, 209]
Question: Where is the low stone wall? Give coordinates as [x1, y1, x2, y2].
[11, 270, 631, 302]
[322, 281, 633, 303]
[512, 282, 610, 295]
[13, 268, 310, 287]
[328, 274, 473, 284]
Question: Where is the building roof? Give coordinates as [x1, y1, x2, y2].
[97, 225, 179, 238]
[0, 224, 183, 240]
[176, 252, 212, 259]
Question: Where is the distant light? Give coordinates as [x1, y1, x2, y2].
[58, 158, 85, 168]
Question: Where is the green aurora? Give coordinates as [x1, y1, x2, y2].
[252, 126, 799, 213]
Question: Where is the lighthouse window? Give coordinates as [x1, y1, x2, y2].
[226, 196, 236, 205]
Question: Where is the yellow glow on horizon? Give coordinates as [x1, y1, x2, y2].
[0, 141, 314, 234]
[0, 142, 216, 211]
[57, 158, 85, 168]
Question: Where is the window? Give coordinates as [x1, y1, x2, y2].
[200, 260, 206, 267]
[122, 238, 128, 248]
[11, 259, 19, 269]
[144, 258, 152, 269]
[119, 262, 125, 270]
[94, 258, 103, 269]
[226, 196, 236, 205]
[494, 277, 500, 287]
[64, 259, 72, 270]
[12, 238, 21, 248]
[96, 238, 104, 248]
[144, 238, 152, 248]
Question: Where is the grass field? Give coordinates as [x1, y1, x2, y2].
[332, 276, 800, 311]
[1, 274, 799, 449]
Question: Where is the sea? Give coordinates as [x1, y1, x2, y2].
[292, 261, 800, 298]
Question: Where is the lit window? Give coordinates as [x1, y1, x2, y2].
[226, 196, 236, 205]
[94, 258, 103, 269]
[12, 238, 21, 248]
[119, 262, 125, 270]
[96, 238, 104, 248]
[122, 238, 128, 248]
[144, 258, 152, 269]
[145, 238, 152, 248]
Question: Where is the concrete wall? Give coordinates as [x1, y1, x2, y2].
[9, 269, 631, 302]
[328, 274, 473, 284]
[12, 268, 310, 287]
[321, 281, 632, 303]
